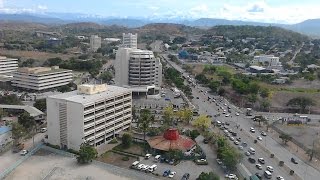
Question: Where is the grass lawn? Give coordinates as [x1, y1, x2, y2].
[97, 151, 138, 168]
[114, 142, 146, 156]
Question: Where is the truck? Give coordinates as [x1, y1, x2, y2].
[246, 108, 253, 116]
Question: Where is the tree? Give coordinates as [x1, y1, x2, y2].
[34, 99, 46, 112]
[197, 172, 220, 180]
[0, 94, 22, 105]
[11, 122, 26, 144]
[122, 133, 132, 149]
[100, 71, 113, 82]
[163, 106, 174, 126]
[192, 115, 211, 131]
[77, 142, 98, 164]
[287, 97, 315, 113]
[57, 85, 71, 93]
[260, 88, 270, 98]
[45, 57, 62, 66]
[190, 129, 200, 140]
[0, 108, 7, 119]
[208, 81, 220, 93]
[181, 108, 193, 124]
[260, 99, 271, 111]
[138, 109, 154, 141]
[279, 133, 292, 144]
[18, 112, 35, 130]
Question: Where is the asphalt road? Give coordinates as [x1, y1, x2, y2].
[162, 53, 320, 180]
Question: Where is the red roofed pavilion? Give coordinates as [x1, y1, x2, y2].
[147, 128, 196, 152]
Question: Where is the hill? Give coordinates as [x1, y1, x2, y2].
[136, 23, 204, 36]
[0, 21, 49, 30]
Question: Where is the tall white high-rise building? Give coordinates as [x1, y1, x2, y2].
[0, 56, 18, 75]
[115, 48, 162, 92]
[12, 66, 72, 91]
[122, 33, 137, 49]
[47, 84, 132, 150]
[90, 35, 101, 52]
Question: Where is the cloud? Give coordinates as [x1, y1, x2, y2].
[148, 6, 159, 11]
[248, 4, 264, 13]
[37, 5, 47, 11]
[0, 3, 48, 14]
[191, 4, 209, 13]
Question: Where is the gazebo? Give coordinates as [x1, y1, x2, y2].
[147, 128, 196, 152]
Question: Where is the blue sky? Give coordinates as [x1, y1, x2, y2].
[1, 0, 320, 24]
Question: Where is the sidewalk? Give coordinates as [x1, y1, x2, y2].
[268, 127, 320, 172]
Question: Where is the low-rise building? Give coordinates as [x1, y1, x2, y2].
[0, 56, 18, 75]
[251, 55, 282, 68]
[12, 66, 72, 91]
[47, 84, 132, 150]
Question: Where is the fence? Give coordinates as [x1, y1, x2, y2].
[0, 143, 43, 180]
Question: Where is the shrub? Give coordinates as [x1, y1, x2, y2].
[122, 156, 130, 161]
[108, 138, 118, 144]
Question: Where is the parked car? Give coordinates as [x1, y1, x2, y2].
[145, 154, 152, 159]
[266, 166, 274, 172]
[181, 173, 190, 180]
[163, 170, 171, 177]
[216, 158, 223, 165]
[236, 112, 240, 116]
[248, 157, 256, 163]
[203, 139, 209, 144]
[168, 171, 176, 178]
[238, 146, 244, 150]
[255, 173, 262, 179]
[137, 164, 145, 170]
[257, 136, 262, 141]
[236, 137, 241, 141]
[169, 159, 175, 165]
[276, 175, 285, 180]
[258, 158, 265, 164]
[291, 157, 298, 164]
[256, 164, 262, 170]
[234, 141, 240, 145]
[245, 151, 251, 156]
[225, 174, 237, 179]
[20, 149, 28, 156]
[195, 158, 208, 165]
[261, 131, 267, 136]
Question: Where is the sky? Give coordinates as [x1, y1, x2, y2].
[1, 0, 320, 24]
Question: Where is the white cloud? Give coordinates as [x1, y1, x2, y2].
[37, 5, 47, 11]
[148, 6, 159, 11]
[0, 1, 48, 14]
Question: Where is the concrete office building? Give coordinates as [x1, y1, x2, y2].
[0, 56, 18, 75]
[47, 84, 132, 150]
[122, 33, 137, 49]
[252, 55, 282, 67]
[90, 35, 101, 52]
[12, 66, 72, 91]
[115, 48, 162, 95]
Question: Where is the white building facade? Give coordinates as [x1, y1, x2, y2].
[252, 55, 281, 67]
[122, 33, 137, 49]
[90, 35, 101, 52]
[12, 66, 72, 91]
[47, 84, 132, 150]
[115, 48, 162, 90]
[0, 56, 18, 75]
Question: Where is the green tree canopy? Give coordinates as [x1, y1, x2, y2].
[286, 96, 315, 113]
[138, 109, 154, 141]
[77, 142, 98, 164]
[192, 115, 211, 131]
[99, 71, 113, 82]
[279, 133, 292, 144]
[196, 172, 220, 180]
[18, 112, 35, 130]
[121, 133, 133, 149]
[34, 99, 46, 112]
[11, 122, 26, 144]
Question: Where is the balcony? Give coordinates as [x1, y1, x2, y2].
[84, 128, 95, 136]
[84, 122, 95, 130]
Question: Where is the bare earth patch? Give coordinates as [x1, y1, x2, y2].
[97, 151, 138, 168]
[0, 49, 75, 60]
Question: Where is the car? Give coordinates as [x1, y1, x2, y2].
[236, 112, 240, 116]
[222, 111, 226, 114]
[181, 173, 190, 180]
[245, 151, 251, 156]
[266, 166, 274, 172]
[196, 97, 199, 99]
[258, 158, 265, 164]
[229, 137, 235, 141]
[250, 129, 256, 133]
[248, 157, 256, 163]
[255, 173, 262, 179]
[225, 114, 230, 117]
[226, 133, 231, 137]
[195, 158, 208, 165]
[250, 127, 255, 130]
[236, 137, 241, 141]
[238, 145, 244, 150]
[225, 174, 237, 179]
[234, 141, 240, 145]
[242, 142, 248, 147]
[137, 164, 145, 170]
[256, 164, 262, 170]
[223, 130, 229, 134]
[203, 139, 209, 144]
[261, 131, 267, 136]
[224, 103, 227, 106]
[225, 122, 230, 126]
[291, 157, 298, 164]
[276, 175, 285, 180]
[142, 165, 150, 171]
[169, 159, 175, 165]
[20, 150, 28, 156]
[257, 136, 262, 141]
[168, 171, 176, 178]
[163, 170, 171, 177]
[145, 153, 152, 159]
[232, 132, 237, 136]
[216, 158, 223, 165]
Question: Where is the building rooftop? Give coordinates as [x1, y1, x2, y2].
[16, 66, 71, 75]
[0, 104, 44, 117]
[48, 84, 131, 105]
[0, 56, 18, 61]
[249, 66, 266, 71]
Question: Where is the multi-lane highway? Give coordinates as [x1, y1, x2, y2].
[161, 53, 320, 180]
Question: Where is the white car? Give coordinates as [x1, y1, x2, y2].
[229, 137, 235, 141]
[276, 176, 285, 180]
[225, 174, 237, 179]
[266, 166, 274, 172]
[250, 127, 255, 130]
[225, 114, 230, 117]
[261, 131, 267, 136]
[250, 129, 256, 133]
[234, 141, 240, 145]
[256, 164, 262, 170]
[238, 145, 244, 150]
[216, 158, 223, 165]
[20, 150, 28, 156]
[245, 151, 251, 156]
[257, 136, 262, 141]
[142, 165, 150, 171]
[137, 164, 145, 170]
[235, 112, 240, 116]
[168, 171, 176, 178]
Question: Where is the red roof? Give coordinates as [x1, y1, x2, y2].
[147, 128, 196, 152]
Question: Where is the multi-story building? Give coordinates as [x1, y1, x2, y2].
[252, 55, 282, 67]
[122, 33, 137, 49]
[0, 56, 18, 75]
[115, 48, 162, 93]
[90, 35, 101, 52]
[47, 84, 132, 150]
[12, 66, 72, 91]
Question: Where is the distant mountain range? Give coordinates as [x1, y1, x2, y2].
[0, 13, 320, 37]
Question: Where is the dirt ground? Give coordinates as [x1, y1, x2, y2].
[97, 151, 138, 168]
[0, 49, 75, 60]
[5, 151, 131, 180]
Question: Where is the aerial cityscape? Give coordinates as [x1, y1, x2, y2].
[1, 0, 320, 180]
